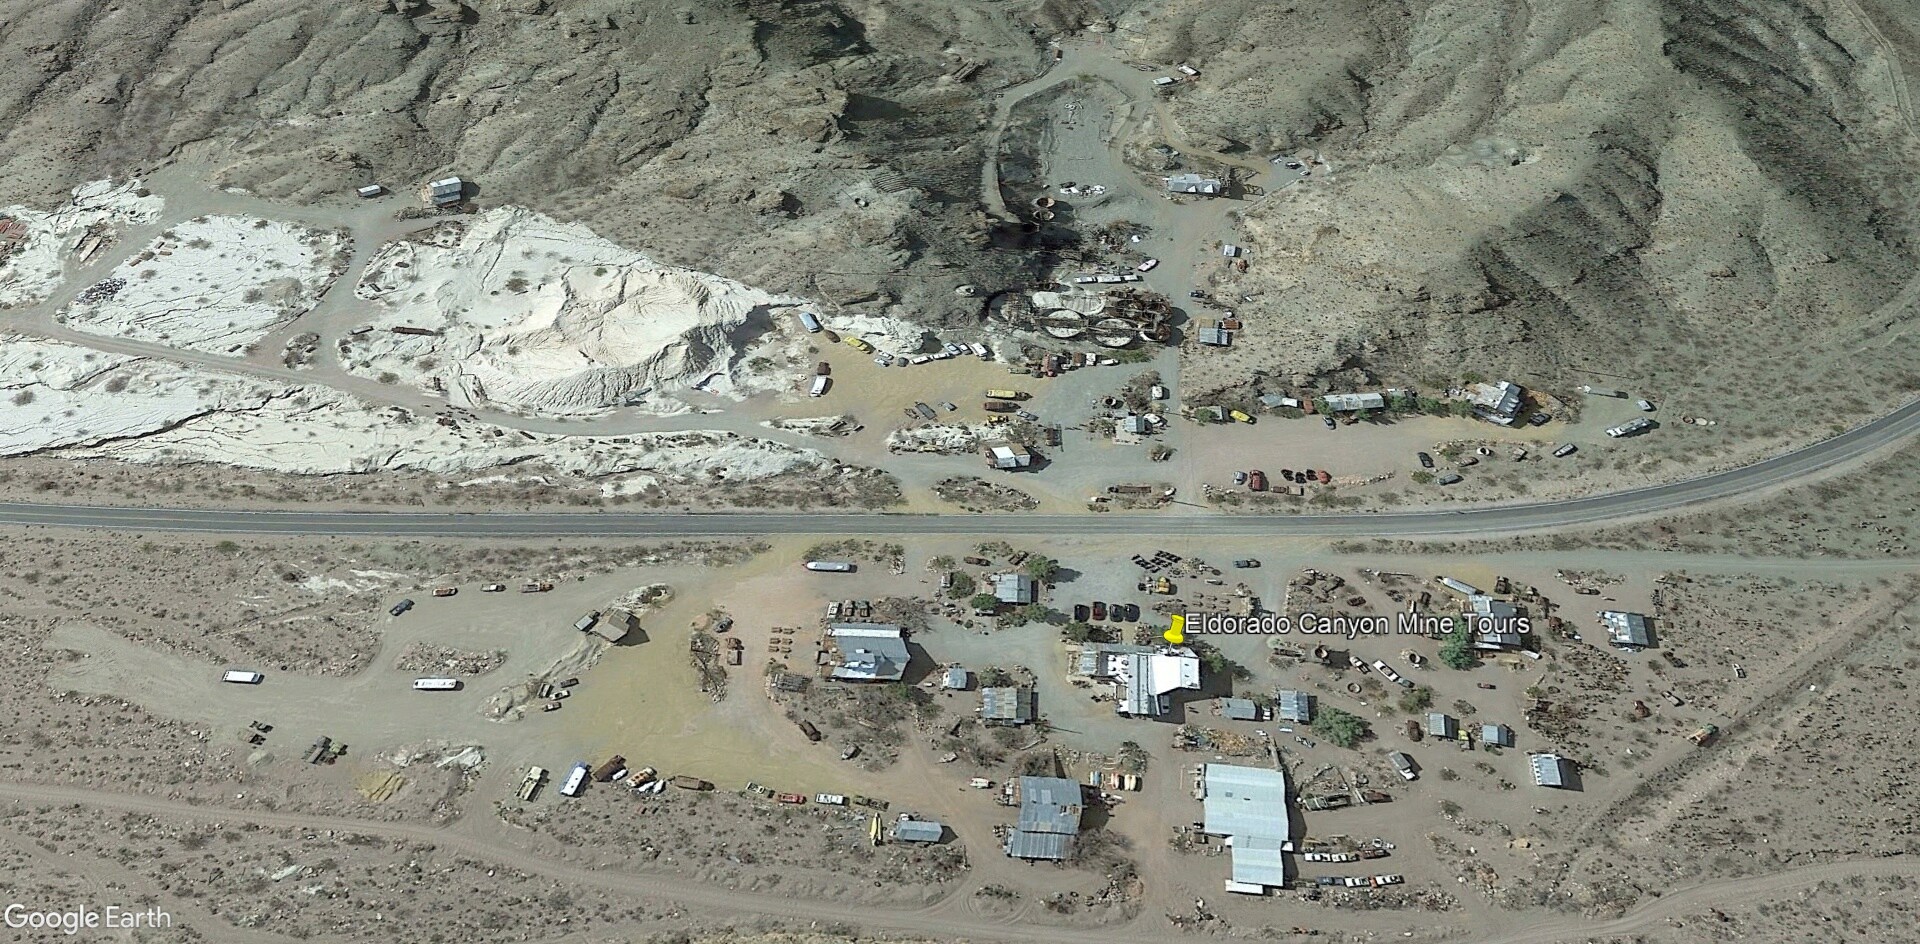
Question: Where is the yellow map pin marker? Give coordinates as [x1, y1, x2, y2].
[1163, 614, 1186, 645]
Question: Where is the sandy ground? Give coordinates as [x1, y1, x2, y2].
[4, 520, 1919, 941]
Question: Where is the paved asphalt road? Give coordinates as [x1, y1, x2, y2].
[6, 397, 1918, 538]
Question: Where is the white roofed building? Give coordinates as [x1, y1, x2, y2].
[1201, 764, 1292, 890]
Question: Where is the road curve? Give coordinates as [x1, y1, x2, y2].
[4, 395, 1919, 538]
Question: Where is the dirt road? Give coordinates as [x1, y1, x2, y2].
[0, 780, 1911, 944]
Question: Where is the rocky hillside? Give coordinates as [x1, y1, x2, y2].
[1136, 0, 1920, 430]
[0, 0, 1086, 323]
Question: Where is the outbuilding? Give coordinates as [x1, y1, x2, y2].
[1601, 610, 1655, 648]
[1531, 753, 1572, 788]
[894, 819, 945, 843]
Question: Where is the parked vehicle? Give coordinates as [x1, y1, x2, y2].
[559, 762, 591, 797]
[1247, 470, 1268, 491]
[412, 678, 461, 691]
[1390, 752, 1418, 781]
[1373, 874, 1404, 886]
[816, 793, 848, 805]
[776, 793, 806, 804]
[809, 375, 830, 397]
[221, 670, 265, 685]
[797, 719, 823, 742]
[983, 400, 1018, 413]
[520, 582, 554, 593]
[592, 755, 628, 782]
[984, 389, 1028, 401]
[1233, 471, 1248, 485]
[389, 599, 415, 617]
[432, 587, 457, 597]
[1636, 399, 1656, 411]
[1437, 473, 1463, 485]
[1343, 876, 1370, 887]
[1091, 602, 1107, 621]
[1233, 559, 1260, 568]
[518, 766, 548, 801]
[1417, 452, 1434, 468]
[1324, 416, 1337, 429]
[804, 561, 856, 573]
[1136, 258, 1159, 272]
[482, 583, 506, 592]
[1553, 443, 1577, 458]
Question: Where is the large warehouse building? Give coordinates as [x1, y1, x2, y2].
[1201, 763, 1293, 893]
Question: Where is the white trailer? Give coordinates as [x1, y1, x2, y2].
[804, 561, 856, 573]
[559, 762, 591, 797]
[221, 670, 265, 685]
[809, 376, 830, 397]
[412, 678, 461, 691]
[797, 311, 823, 333]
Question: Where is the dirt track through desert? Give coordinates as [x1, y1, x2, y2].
[0, 781, 1910, 944]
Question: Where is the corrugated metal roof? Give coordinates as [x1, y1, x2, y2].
[981, 687, 1036, 723]
[1202, 764, 1290, 841]
[1531, 754, 1568, 787]
[1003, 830, 1074, 860]
[828, 624, 909, 681]
[1230, 834, 1290, 887]
[1015, 777, 1083, 835]
[1482, 724, 1514, 747]
[1276, 690, 1312, 722]
[1222, 698, 1260, 721]
[1203, 764, 1292, 889]
[893, 819, 944, 842]
[1427, 712, 1457, 738]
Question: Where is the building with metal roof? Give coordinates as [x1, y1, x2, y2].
[983, 442, 1033, 470]
[1322, 392, 1386, 412]
[423, 176, 465, 206]
[1166, 173, 1223, 196]
[1201, 764, 1292, 889]
[942, 666, 971, 690]
[980, 687, 1037, 725]
[990, 572, 1038, 605]
[1531, 753, 1571, 788]
[1468, 379, 1525, 425]
[1276, 690, 1313, 723]
[1601, 611, 1655, 648]
[1004, 776, 1083, 860]
[1074, 643, 1201, 719]
[1427, 712, 1459, 740]
[893, 819, 945, 843]
[1222, 698, 1262, 721]
[1197, 326, 1232, 347]
[827, 624, 910, 682]
[1481, 723, 1514, 748]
